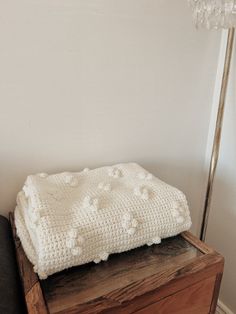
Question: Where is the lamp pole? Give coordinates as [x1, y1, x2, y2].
[200, 27, 235, 241]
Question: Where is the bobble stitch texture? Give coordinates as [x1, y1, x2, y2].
[94, 252, 109, 263]
[66, 238, 77, 249]
[38, 173, 48, 178]
[66, 229, 84, 256]
[94, 258, 101, 264]
[147, 236, 161, 246]
[123, 212, 133, 221]
[83, 196, 99, 211]
[39, 272, 48, 280]
[99, 252, 109, 261]
[171, 201, 187, 224]
[138, 172, 153, 180]
[134, 186, 149, 200]
[68, 228, 78, 238]
[122, 213, 139, 235]
[71, 247, 83, 256]
[127, 227, 136, 235]
[108, 167, 122, 178]
[98, 182, 111, 192]
[65, 175, 78, 187]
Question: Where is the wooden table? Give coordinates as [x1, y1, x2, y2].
[10, 213, 224, 314]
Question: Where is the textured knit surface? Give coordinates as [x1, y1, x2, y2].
[15, 163, 192, 279]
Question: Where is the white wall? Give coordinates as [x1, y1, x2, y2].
[0, 0, 220, 235]
[206, 30, 236, 313]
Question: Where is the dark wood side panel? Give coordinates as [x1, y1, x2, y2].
[9, 212, 48, 314]
[134, 276, 216, 314]
[210, 272, 223, 314]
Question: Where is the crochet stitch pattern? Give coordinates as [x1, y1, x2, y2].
[15, 162, 192, 279]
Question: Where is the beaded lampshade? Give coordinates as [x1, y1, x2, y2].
[189, 0, 236, 29]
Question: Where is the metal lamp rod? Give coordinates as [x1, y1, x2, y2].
[200, 27, 235, 242]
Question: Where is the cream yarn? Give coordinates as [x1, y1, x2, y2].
[15, 162, 191, 279]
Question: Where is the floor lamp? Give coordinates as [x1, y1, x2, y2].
[189, 1, 236, 241]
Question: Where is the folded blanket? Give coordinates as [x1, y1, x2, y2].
[15, 163, 192, 279]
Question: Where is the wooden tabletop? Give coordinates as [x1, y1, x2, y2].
[42, 234, 203, 313]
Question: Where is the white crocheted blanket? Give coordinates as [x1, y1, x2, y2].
[15, 163, 192, 279]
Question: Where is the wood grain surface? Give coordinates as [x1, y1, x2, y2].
[134, 276, 216, 314]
